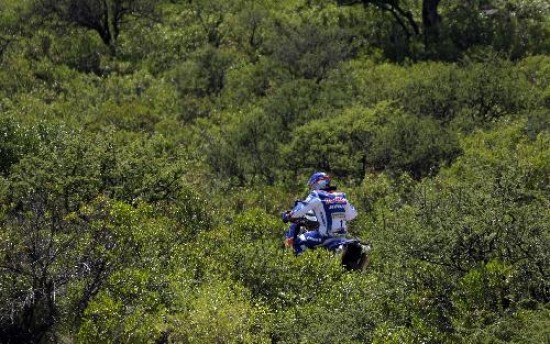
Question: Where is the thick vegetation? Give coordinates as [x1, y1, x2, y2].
[0, 0, 549, 343]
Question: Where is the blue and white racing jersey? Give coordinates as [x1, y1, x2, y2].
[291, 190, 357, 237]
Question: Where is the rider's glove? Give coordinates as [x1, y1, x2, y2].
[281, 211, 292, 223]
[284, 237, 294, 248]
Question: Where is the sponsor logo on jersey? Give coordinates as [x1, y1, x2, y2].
[329, 203, 345, 210]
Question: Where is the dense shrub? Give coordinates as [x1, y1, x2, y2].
[363, 119, 549, 341]
[1, 1, 549, 342]
[286, 102, 461, 179]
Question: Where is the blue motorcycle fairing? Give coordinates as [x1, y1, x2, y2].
[284, 225, 360, 255]
[321, 236, 360, 251]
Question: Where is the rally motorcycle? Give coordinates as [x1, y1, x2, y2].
[282, 208, 372, 272]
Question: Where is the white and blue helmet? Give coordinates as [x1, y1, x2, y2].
[307, 171, 331, 190]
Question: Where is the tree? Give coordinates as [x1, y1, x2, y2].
[36, 0, 157, 55]
[335, 0, 446, 59]
[266, 22, 354, 82]
[0, 0, 35, 62]
[381, 122, 550, 339]
[0, 129, 208, 342]
[422, 0, 441, 46]
[284, 102, 461, 179]
[336, 1, 550, 60]
[337, 0, 420, 39]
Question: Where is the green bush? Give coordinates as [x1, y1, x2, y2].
[285, 102, 461, 179]
[366, 119, 550, 340]
[0, 128, 211, 342]
[0, 117, 41, 176]
[168, 279, 272, 344]
[398, 59, 540, 124]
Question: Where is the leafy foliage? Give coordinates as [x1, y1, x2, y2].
[0, 0, 549, 342]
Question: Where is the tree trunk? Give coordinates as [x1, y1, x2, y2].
[422, 0, 441, 47]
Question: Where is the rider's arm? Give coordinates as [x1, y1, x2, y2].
[290, 193, 319, 219]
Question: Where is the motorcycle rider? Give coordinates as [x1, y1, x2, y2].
[282, 172, 357, 254]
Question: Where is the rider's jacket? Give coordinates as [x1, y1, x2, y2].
[290, 189, 357, 237]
